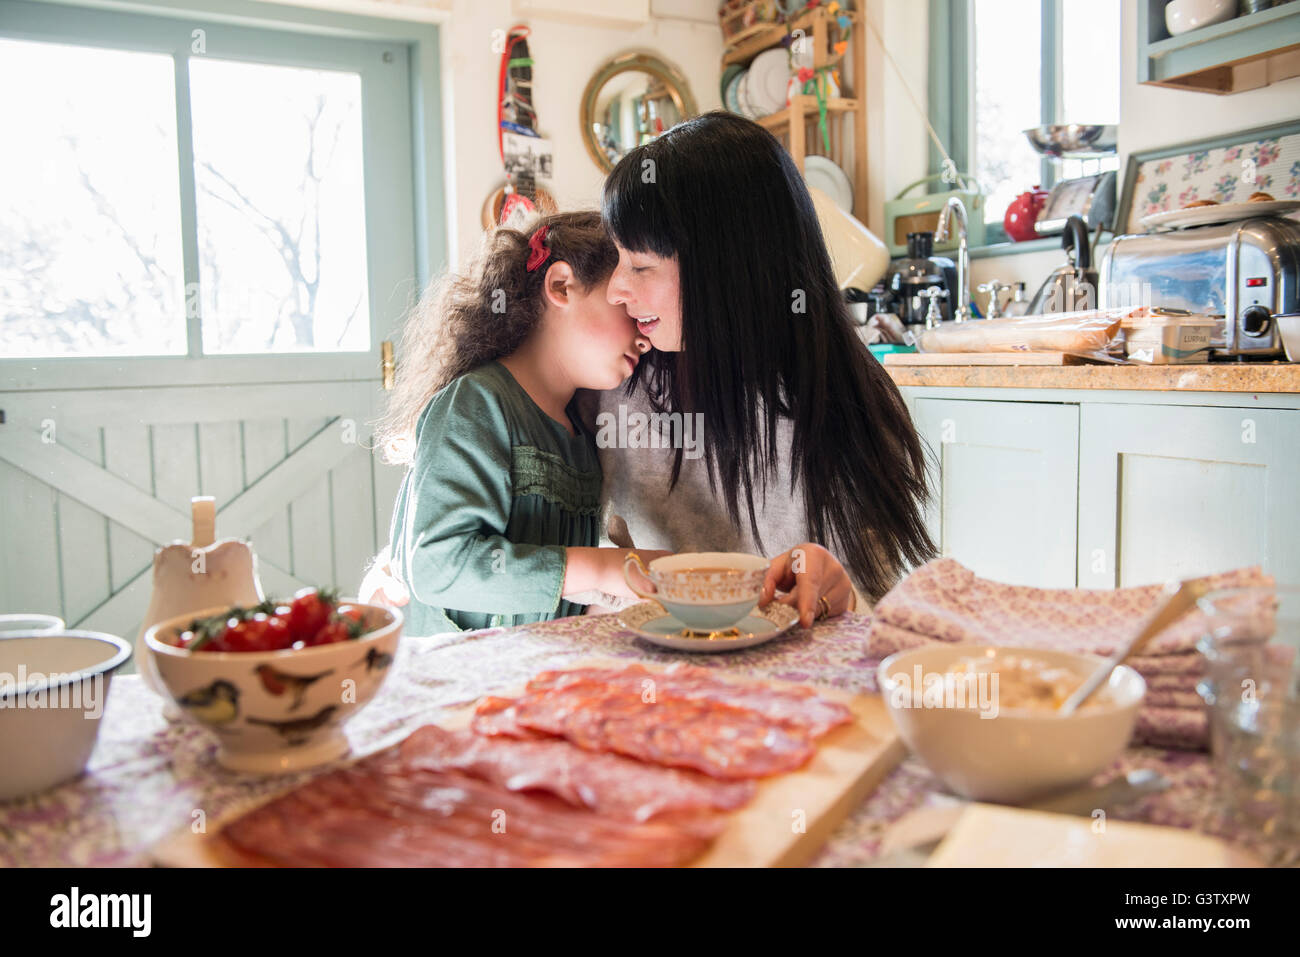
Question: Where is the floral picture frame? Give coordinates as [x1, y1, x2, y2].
[1115, 119, 1300, 235]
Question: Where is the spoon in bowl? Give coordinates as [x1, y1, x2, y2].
[1058, 578, 1207, 715]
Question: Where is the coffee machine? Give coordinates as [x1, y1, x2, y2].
[881, 232, 958, 329]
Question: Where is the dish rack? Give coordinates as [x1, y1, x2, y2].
[718, 0, 868, 223]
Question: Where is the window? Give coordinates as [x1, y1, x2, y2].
[1, 39, 188, 357]
[190, 58, 371, 355]
[931, 0, 1121, 241]
[0, 0, 435, 386]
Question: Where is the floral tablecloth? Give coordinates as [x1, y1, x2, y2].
[0, 612, 1242, 867]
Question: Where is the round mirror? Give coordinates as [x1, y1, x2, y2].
[581, 53, 697, 173]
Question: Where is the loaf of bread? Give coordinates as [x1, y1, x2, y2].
[1183, 199, 1218, 208]
[1248, 191, 1275, 202]
[917, 308, 1138, 354]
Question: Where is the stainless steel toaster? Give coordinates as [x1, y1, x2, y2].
[1099, 216, 1300, 357]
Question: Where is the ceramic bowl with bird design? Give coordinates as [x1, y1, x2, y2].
[144, 601, 403, 773]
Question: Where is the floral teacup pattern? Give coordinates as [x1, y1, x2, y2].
[624, 551, 769, 604]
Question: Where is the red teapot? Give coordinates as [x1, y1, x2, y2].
[1004, 185, 1049, 242]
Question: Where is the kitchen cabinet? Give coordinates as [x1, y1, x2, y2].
[902, 384, 1300, 589]
[1077, 404, 1300, 588]
[912, 398, 1080, 588]
[1138, 0, 1300, 94]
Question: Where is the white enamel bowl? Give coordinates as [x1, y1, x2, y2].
[878, 644, 1146, 804]
[0, 630, 132, 801]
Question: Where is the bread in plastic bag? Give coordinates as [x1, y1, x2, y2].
[916, 307, 1141, 354]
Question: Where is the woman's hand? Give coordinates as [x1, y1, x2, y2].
[759, 542, 856, 628]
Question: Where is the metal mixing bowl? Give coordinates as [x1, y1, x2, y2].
[1024, 124, 1118, 157]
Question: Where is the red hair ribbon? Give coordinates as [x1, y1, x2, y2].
[526, 225, 550, 272]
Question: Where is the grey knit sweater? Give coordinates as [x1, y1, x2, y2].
[573, 379, 871, 611]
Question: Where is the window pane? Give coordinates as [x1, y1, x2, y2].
[972, 0, 1042, 225]
[1061, 0, 1120, 126]
[190, 58, 370, 354]
[0, 39, 185, 357]
[1058, 155, 1121, 183]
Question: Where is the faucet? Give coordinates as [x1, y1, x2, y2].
[935, 196, 972, 323]
[919, 287, 947, 329]
[978, 279, 1012, 320]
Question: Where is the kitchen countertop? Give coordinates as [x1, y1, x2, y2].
[0, 612, 1251, 868]
[884, 361, 1300, 393]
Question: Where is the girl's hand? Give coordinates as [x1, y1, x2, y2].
[613, 548, 673, 598]
[359, 554, 410, 608]
[759, 543, 856, 628]
[563, 547, 673, 601]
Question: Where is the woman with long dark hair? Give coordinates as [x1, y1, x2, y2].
[592, 111, 935, 613]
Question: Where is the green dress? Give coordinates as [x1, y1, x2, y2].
[386, 361, 602, 637]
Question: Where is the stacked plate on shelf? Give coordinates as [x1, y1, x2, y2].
[721, 48, 791, 120]
[804, 156, 853, 213]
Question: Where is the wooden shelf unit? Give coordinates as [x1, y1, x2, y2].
[719, 2, 870, 223]
[722, 5, 857, 67]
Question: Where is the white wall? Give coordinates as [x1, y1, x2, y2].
[442, 2, 722, 264]
[970, 0, 1300, 295]
[252, 0, 1300, 301]
[256, 0, 722, 268]
[863, 0, 930, 239]
[250, 0, 936, 272]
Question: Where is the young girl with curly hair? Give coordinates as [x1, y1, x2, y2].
[373, 211, 662, 636]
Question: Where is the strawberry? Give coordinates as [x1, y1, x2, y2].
[262, 616, 294, 651]
[309, 620, 352, 646]
[286, 588, 337, 642]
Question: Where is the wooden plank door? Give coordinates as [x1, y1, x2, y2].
[0, 381, 407, 672]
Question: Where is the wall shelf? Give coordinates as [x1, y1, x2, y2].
[754, 95, 858, 131]
[1138, 0, 1300, 93]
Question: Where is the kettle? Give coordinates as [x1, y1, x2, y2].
[1026, 215, 1098, 315]
[1004, 185, 1049, 243]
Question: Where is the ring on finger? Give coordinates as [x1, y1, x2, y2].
[815, 595, 831, 621]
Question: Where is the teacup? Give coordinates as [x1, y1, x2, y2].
[623, 551, 770, 631]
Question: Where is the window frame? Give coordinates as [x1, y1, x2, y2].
[928, 0, 1116, 250]
[0, 0, 448, 391]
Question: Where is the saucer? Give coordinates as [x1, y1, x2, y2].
[617, 601, 800, 652]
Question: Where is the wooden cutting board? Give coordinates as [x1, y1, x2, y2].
[883, 351, 1093, 366]
[151, 660, 904, 868]
[692, 686, 901, 867]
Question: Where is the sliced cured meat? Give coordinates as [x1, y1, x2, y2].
[399, 724, 755, 821]
[470, 695, 543, 738]
[509, 683, 818, 779]
[220, 747, 722, 867]
[526, 664, 853, 737]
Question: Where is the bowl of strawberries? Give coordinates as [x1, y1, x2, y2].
[143, 589, 403, 773]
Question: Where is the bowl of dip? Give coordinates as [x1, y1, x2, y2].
[877, 644, 1145, 803]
